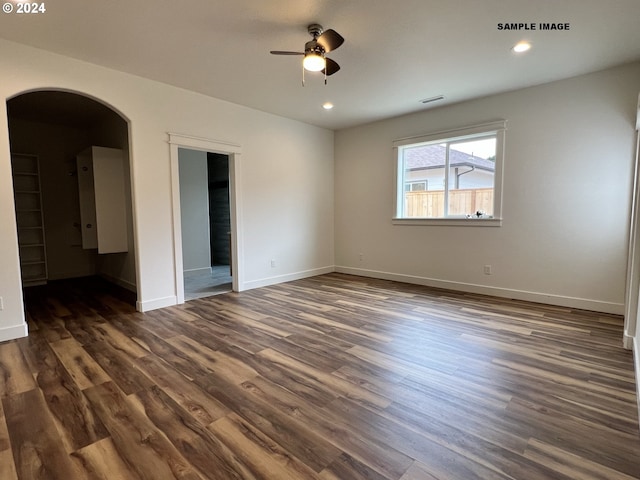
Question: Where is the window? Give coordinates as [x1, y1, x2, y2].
[405, 181, 427, 192]
[393, 121, 505, 225]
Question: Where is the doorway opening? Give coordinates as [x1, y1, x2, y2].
[179, 149, 232, 300]
[169, 133, 243, 304]
[6, 90, 138, 308]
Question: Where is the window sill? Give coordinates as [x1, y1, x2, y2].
[392, 218, 502, 227]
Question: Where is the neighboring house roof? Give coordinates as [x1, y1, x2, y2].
[404, 144, 495, 171]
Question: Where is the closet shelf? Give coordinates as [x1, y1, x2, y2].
[11, 153, 48, 287]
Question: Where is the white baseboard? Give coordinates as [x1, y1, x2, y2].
[100, 273, 137, 293]
[624, 333, 634, 350]
[0, 322, 28, 343]
[335, 266, 624, 315]
[48, 269, 97, 280]
[183, 267, 212, 278]
[136, 295, 177, 312]
[241, 266, 335, 291]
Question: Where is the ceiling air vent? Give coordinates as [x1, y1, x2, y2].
[420, 95, 445, 104]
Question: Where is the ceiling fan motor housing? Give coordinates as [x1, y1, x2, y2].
[307, 24, 324, 38]
[305, 40, 324, 56]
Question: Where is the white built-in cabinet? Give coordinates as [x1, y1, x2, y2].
[11, 153, 48, 287]
[76, 146, 128, 254]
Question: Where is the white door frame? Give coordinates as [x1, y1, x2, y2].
[624, 99, 640, 347]
[168, 133, 243, 303]
[623, 97, 640, 429]
[624, 129, 640, 349]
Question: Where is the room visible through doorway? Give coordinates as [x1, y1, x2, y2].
[178, 148, 232, 300]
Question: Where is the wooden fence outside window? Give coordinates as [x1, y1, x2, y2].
[404, 188, 493, 217]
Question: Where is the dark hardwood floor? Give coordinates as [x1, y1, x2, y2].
[1, 273, 639, 479]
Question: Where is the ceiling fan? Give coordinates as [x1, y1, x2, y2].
[270, 24, 344, 85]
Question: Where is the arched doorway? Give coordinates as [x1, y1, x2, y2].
[6, 90, 138, 307]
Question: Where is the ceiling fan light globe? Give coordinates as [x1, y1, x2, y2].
[303, 53, 325, 72]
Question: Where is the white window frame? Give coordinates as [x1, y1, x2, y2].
[393, 120, 506, 226]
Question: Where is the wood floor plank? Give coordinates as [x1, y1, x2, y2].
[495, 371, 639, 435]
[257, 347, 392, 408]
[264, 291, 335, 313]
[240, 375, 414, 479]
[134, 354, 229, 427]
[71, 437, 142, 480]
[0, 342, 36, 397]
[0, 448, 19, 480]
[3, 389, 88, 480]
[58, 314, 107, 345]
[0, 399, 10, 453]
[195, 373, 343, 473]
[208, 412, 321, 480]
[166, 335, 259, 385]
[347, 344, 459, 382]
[49, 338, 110, 390]
[131, 310, 187, 341]
[214, 309, 292, 338]
[382, 384, 529, 457]
[189, 316, 272, 354]
[219, 344, 340, 408]
[28, 314, 73, 344]
[186, 306, 282, 353]
[523, 438, 639, 480]
[70, 319, 149, 359]
[493, 356, 637, 403]
[504, 395, 640, 477]
[269, 334, 347, 373]
[130, 385, 256, 480]
[319, 452, 390, 480]
[398, 461, 450, 480]
[141, 313, 228, 352]
[325, 395, 521, 480]
[298, 311, 393, 344]
[84, 381, 203, 480]
[331, 363, 407, 400]
[21, 333, 109, 452]
[83, 341, 154, 395]
[125, 331, 216, 381]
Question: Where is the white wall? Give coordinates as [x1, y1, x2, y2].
[0, 100, 27, 341]
[335, 62, 640, 313]
[178, 148, 211, 276]
[0, 39, 334, 341]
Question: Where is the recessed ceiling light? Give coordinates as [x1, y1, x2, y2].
[322, 102, 334, 110]
[512, 41, 532, 53]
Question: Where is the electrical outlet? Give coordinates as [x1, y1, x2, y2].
[0, 296, 3, 310]
[271, 259, 276, 268]
[484, 265, 492, 275]
[358, 253, 364, 262]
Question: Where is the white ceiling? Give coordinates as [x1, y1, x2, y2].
[1, 0, 640, 130]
